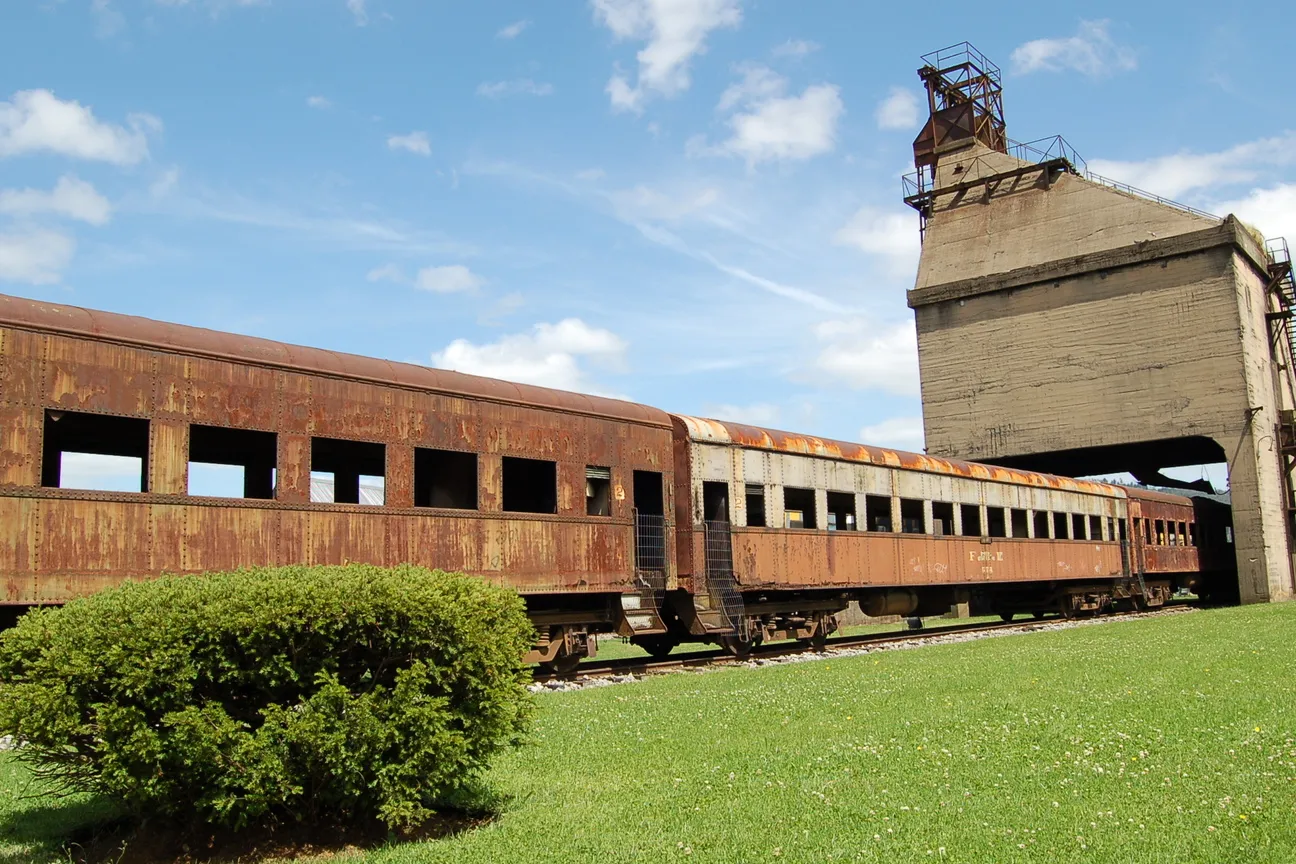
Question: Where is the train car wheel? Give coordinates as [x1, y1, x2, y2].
[635, 635, 678, 660]
[999, 612, 1014, 623]
[541, 652, 582, 676]
[719, 633, 759, 658]
[1032, 611, 1045, 620]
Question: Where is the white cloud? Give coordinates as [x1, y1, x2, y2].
[1089, 132, 1296, 199]
[703, 402, 780, 426]
[306, 95, 332, 109]
[476, 79, 554, 99]
[859, 416, 925, 452]
[149, 167, 180, 199]
[0, 229, 76, 284]
[0, 175, 112, 225]
[414, 264, 484, 293]
[772, 39, 818, 57]
[0, 89, 158, 164]
[875, 87, 919, 131]
[386, 131, 430, 156]
[346, 0, 367, 25]
[1214, 183, 1296, 244]
[92, 0, 126, 38]
[815, 318, 920, 396]
[432, 318, 627, 394]
[1011, 19, 1136, 77]
[701, 65, 843, 165]
[575, 168, 606, 181]
[833, 205, 920, 278]
[497, 18, 529, 39]
[592, 0, 742, 111]
[367, 263, 484, 293]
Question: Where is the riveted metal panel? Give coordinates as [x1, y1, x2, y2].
[150, 503, 185, 573]
[183, 505, 278, 572]
[149, 418, 187, 495]
[479, 453, 502, 512]
[277, 371, 313, 434]
[310, 377, 393, 442]
[44, 335, 153, 416]
[188, 357, 277, 429]
[0, 405, 40, 487]
[36, 498, 151, 593]
[385, 444, 414, 509]
[0, 328, 43, 406]
[0, 497, 37, 602]
[277, 433, 310, 503]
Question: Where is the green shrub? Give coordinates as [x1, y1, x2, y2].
[0, 564, 534, 830]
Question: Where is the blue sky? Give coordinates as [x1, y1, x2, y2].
[3, 0, 1295, 495]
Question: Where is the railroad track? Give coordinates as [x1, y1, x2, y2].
[532, 604, 1196, 687]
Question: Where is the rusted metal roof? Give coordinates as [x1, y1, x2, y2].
[0, 292, 671, 427]
[1122, 486, 1200, 506]
[672, 414, 1129, 497]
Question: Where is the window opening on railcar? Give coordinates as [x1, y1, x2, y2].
[1108, 517, 1117, 541]
[986, 507, 1007, 538]
[1071, 513, 1087, 541]
[703, 481, 730, 523]
[899, 498, 925, 534]
[1132, 517, 1142, 543]
[1189, 522, 1197, 546]
[932, 502, 954, 536]
[1033, 510, 1050, 539]
[187, 425, 277, 499]
[865, 495, 892, 532]
[585, 466, 612, 517]
[633, 470, 664, 515]
[1143, 517, 1152, 545]
[310, 437, 385, 505]
[502, 456, 557, 514]
[1010, 508, 1029, 538]
[745, 484, 767, 527]
[413, 448, 478, 510]
[41, 410, 149, 493]
[784, 487, 816, 530]
[1177, 521, 1187, 546]
[1052, 512, 1069, 540]
[1154, 520, 1166, 546]
[1118, 518, 1127, 542]
[1089, 515, 1103, 542]
[827, 492, 856, 531]
[1225, 526, 1233, 544]
[960, 504, 981, 537]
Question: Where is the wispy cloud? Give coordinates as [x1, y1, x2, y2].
[593, 0, 742, 112]
[496, 18, 529, 39]
[816, 318, 920, 396]
[0, 175, 112, 225]
[1089, 132, 1296, 199]
[0, 229, 76, 285]
[306, 95, 332, 109]
[476, 79, 554, 99]
[1011, 20, 1136, 77]
[772, 39, 818, 58]
[860, 415, 925, 451]
[387, 131, 431, 156]
[833, 205, 920, 278]
[346, 0, 367, 26]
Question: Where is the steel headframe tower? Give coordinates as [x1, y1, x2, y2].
[911, 42, 1007, 174]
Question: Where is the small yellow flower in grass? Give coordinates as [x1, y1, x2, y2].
[847, 716, 853, 721]
[1239, 814, 1248, 821]
[1255, 727, 1261, 732]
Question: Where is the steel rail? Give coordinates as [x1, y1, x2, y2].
[533, 605, 1196, 684]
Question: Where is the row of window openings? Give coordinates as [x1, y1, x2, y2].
[716, 482, 1117, 540]
[39, 411, 664, 516]
[1134, 517, 1198, 547]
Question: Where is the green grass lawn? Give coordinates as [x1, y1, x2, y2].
[4, 603, 1295, 863]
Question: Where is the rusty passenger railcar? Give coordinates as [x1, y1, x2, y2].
[661, 415, 1185, 655]
[0, 294, 674, 670]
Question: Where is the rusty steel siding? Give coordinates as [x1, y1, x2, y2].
[674, 414, 1127, 498]
[0, 293, 673, 429]
[1128, 491, 1202, 574]
[0, 297, 675, 605]
[728, 528, 1124, 588]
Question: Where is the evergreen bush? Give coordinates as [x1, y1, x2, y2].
[0, 564, 534, 830]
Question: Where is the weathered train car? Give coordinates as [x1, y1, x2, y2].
[661, 415, 1178, 655]
[0, 294, 675, 670]
[1125, 486, 1236, 600]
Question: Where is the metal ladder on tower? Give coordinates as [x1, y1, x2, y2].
[1265, 238, 1296, 538]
